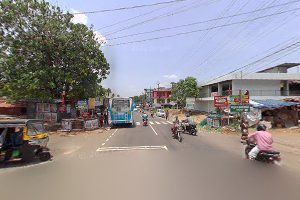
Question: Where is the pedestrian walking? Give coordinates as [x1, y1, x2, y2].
[165, 110, 169, 121]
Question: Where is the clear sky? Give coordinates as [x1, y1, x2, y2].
[48, 0, 300, 96]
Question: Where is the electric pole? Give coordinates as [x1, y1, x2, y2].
[157, 81, 160, 104]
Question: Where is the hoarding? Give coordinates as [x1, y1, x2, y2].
[214, 96, 228, 108]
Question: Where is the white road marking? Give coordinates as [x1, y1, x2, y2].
[161, 121, 168, 124]
[112, 129, 118, 134]
[155, 121, 161, 124]
[149, 121, 154, 125]
[136, 122, 140, 126]
[96, 145, 168, 152]
[167, 121, 173, 124]
[149, 124, 158, 135]
[106, 139, 109, 142]
[102, 143, 105, 146]
[109, 135, 112, 138]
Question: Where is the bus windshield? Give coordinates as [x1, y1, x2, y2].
[112, 99, 130, 112]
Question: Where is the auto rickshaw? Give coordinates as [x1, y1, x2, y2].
[0, 119, 52, 163]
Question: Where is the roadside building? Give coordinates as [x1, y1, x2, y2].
[152, 87, 172, 106]
[0, 98, 27, 117]
[187, 63, 300, 113]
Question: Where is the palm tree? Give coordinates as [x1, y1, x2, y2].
[107, 88, 111, 97]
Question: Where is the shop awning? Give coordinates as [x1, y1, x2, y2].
[250, 99, 300, 109]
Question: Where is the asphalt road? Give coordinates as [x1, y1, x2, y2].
[1, 112, 300, 200]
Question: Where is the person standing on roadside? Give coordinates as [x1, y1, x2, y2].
[104, 112, 108, 126]
[165, 110, 169, 121]
[99, 113, 104, 127]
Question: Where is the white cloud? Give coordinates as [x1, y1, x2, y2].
[163, 74, 178, 80]
[94, 31, 107, 46]
[70, 8, 88, 25]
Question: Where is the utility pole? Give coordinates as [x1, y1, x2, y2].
[157, 81, 160, 104]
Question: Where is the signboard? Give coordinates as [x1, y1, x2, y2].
[186, 103, 194, 109]
[228, 95, 241, 104]
[241, 90, 250, 104]
[230, 104, 250, 112]
[77, 100, 88, 109]
[214, 96, 228, 108]
[88, 98, 96, 109]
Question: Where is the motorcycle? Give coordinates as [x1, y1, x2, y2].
[142, 119, 148, 126]
[241, 140, 281, 164]
[185, 124, 197, 136]
[171, 122, 183, 142]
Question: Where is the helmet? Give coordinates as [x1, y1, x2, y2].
[256, 124, 267, 131]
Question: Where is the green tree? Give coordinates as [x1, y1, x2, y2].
[0, 0, 109, 100]
[171, 77, 200, 108]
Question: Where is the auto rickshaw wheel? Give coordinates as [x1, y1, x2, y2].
[38, 151, 51, 162]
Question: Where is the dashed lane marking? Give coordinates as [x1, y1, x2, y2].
[150, 121, 154, 125]
[167, 121, 173, 124]
[96, 145, 168, 152]
[161, 121, 168, 124]
[149, 124, 158, 135]
[155, 121, 161, 124]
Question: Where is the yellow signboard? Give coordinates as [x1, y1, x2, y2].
[88, 98, 96, 109]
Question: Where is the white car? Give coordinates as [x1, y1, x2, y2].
[156, 109, 166, 118]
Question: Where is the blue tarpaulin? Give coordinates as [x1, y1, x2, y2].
[250, 99, 300, 109]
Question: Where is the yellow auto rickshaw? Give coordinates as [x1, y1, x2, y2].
[0, 119, 52, 162]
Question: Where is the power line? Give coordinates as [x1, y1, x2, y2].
[201, 40, 300, 85]
[170, 0, 238, 74]
[245, 44, 300, 74]
[103, 0, 215, 36]
[106, 0, 300, 40]
[72, 0, 189, 14]
[191, 0, 287, 78]
[104, 7, 300, 46]
[95, 5, 171, 31]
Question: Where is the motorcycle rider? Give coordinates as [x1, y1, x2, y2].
[182, 113, 194, 131]
[142, 111, 148, 124]
[247, 124, 273, 160]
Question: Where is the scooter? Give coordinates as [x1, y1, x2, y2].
[142, 119, 148, 126]
[241, 140, 281, 164]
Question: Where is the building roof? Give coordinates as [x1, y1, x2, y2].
[152, 87, 171, 91]
[250, 99, 299, 109]
[199, 63, 300, 87]
[257, 63, 300, 73]
[0, 98, 26, 108]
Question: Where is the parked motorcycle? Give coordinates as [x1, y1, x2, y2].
[171, 122, 183, 142]
[241, 140, 281, 164]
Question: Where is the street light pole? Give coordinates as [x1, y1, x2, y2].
[157, 81, 160, 104]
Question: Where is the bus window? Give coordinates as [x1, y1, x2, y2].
[112, 99, 130, 112]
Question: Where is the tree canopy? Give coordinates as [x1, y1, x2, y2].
[171, 77, 200, 108]
[0, 0, 109, 101]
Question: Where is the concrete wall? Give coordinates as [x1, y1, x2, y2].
[232, 79, 281, 96]
[193, 100, 214, 112]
